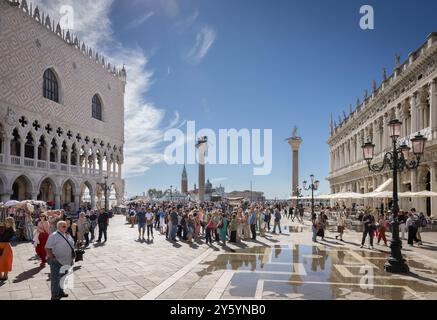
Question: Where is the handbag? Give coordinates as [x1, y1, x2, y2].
[57, 232, 84, 263]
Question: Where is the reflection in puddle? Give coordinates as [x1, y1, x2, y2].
[200, 244, 437, 299]
[285, 226, 304, 233]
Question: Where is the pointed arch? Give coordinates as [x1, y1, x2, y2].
[60, 140, 68, 164]
[10, 127, 21, 157]
[43, 68, 60, 103]
[61, 178, 79, 210]
[38, 135, 48, 161]
[49, 137, 58, 162]
[24, 131, 35, 159]
[11, 174, 33, 201]
[92, 94, 103, 121]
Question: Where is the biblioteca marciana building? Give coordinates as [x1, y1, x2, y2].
[0, 0, 126, 210]
[327, 33, 437, 217]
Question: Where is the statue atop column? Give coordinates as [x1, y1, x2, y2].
[292, 126, 299, 138]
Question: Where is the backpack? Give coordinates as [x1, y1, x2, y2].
[420, 216, 428, 227]
[413, 216, 421, 229]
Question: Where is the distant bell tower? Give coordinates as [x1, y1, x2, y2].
[181, 165, 188, 194]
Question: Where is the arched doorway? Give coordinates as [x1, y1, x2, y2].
[80, 181, 93, 209]
[11, 175, 32, 200]
[426, 171, 431, 217]
[38, 177, 56, 208]
[61, 179, 75, 211]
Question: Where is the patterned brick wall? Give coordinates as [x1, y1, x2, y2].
[0, 0, 125, 145]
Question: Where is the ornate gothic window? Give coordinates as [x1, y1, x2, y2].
[92, 95, 103, 121]
[43, 69, 59, 103]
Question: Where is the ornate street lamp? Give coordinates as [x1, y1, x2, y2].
[362, 119, 426, 273]
[302, 175, 320, 222]
[295, 185, 303, 209]
[97, 176, 111, 212]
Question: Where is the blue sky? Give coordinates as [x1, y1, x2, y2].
[37, 0, 437, 199]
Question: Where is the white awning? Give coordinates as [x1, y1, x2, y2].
[409, 191, 437, 198]
[288, 195, 312, 200]
[329, 192, 365, 199]
[374, 178, 392, 193]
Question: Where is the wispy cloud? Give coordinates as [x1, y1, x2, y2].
[186, 25, 216, 64]
[35, 0, 179, 177]
[161, 0, 179, 17]
[126, 11, 154, 30]
[175, 11, 199, 32]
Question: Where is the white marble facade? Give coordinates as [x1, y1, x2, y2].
[0, 0, 126, 210]
[327, 33, 437, 216]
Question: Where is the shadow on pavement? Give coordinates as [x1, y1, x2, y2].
[407, 271, 437, 285]
[171, 241, 182, 248]
[229, 242, 248, 249]
[12, 266, 44, 283]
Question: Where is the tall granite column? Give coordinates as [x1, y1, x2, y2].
[287, 127, 302, 197]
[196, 137, 208, 202]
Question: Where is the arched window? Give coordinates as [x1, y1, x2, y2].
[92, 95, 102, 121]
[43, 69, 59, 102]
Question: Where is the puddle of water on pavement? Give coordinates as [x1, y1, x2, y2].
[198, 244, 437, 299]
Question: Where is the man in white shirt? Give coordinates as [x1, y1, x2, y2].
[45, 220, 75, 300]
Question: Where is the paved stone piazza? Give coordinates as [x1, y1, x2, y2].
[1, 214, 437, 300]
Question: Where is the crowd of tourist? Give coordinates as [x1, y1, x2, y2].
[124, 201, 432, 249]
[127, 201, 289, 244]
[0, 205, 112, 300]
[0, 198, 434, 300]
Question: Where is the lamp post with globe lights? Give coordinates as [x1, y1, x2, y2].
[302, 175, 320, 222]
[362, 118, 426, 273]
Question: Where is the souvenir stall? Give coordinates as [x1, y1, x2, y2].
[0, 200, 47, 241]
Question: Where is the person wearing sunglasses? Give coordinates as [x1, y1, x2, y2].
[45, 221, 75, 300]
